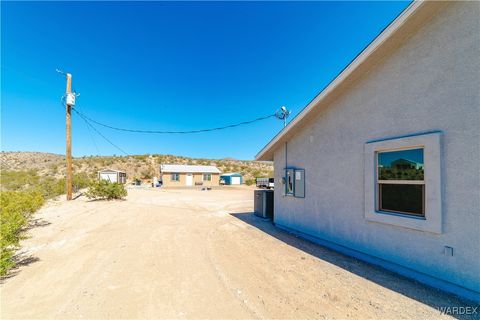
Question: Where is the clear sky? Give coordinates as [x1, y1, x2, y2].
[1, 1, 410, 160]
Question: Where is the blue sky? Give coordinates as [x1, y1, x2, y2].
[1, 1, 410, 160]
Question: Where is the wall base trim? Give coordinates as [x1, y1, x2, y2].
[275, 223, 480, 303]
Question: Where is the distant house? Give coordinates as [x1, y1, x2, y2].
[160, 164, 221, 187]
[255, 2, 479, 301]
[391, 158, 423, 170]
[220, 173, 243, 185]
[98, 169, 126, 184]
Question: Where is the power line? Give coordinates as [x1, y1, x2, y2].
[77, 106, 101, 155]
[72, 107, 129, 155]
[61, 98, 127, 155]
[82, 119, 102, 155]
[61, 99, 101, 155]
[69, 98, 100, 154]
[71, 107, 276, 134]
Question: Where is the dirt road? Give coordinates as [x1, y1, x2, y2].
[0, 188, 475, 319]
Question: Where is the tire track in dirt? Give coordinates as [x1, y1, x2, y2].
[204, 225, 263, 320]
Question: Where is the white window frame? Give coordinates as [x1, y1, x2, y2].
[202, 173, 212, 181]
[171, 173, 180, 182]
[376, 148, 425, 217]
[364, 132, 442, 234]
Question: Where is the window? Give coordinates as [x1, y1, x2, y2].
[364, 132, 442, 233]
[203, 173, 212, 181]
[171, 173, 180, 181]
[377, 148, 424, 216]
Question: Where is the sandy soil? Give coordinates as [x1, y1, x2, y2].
[0, 187, 476, 319]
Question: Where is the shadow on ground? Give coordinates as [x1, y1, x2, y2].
[1, 254, 40, 283]
[231, 212, 479, 320]
[28, 217, 51, 229]
[1, 217, 48, 283]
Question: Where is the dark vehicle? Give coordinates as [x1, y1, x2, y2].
[256, 177, 274, 189]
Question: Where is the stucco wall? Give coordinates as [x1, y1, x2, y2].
[273, 2, 479, 294]
[161, 172, 220, 187]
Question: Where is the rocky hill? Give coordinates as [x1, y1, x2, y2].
[1, 152, 65, 171]
[1, 152, 273, 183]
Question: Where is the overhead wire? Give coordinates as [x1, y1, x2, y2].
[72, 108, 129, 156]
[5, 65, 282, 155]
[71, 108, 277, 134]
[74, 103, 101, 155]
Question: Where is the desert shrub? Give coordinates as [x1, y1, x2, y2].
[1, 169, 93, 199]
[252, 170, 262, 177]
[245, 179, 256, 186]
[133, 155, 148, 161]
[34, 176, 65, 199]
[85, 180, 127, 200]
[140, 170, 153, 179]
[0, 190, 44, 276]
[72, 172, 92, 190]
[50, 164, 59, 174]
[0, 170, 40, 191]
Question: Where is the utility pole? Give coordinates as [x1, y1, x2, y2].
[65, 73, 73, 200]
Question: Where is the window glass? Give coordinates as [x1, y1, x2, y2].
[377, 148, 425, 216]
[171, 173, 180, 181]
[378, 148, 424, 180]
[379, 184, 424, 216]
[203, 173, 212, 181]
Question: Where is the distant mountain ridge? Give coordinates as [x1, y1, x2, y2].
[1, 151, 273, 182]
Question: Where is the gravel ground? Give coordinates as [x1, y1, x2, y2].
[1, 187, 477, 319]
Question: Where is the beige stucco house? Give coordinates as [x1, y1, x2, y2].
[256, 2, 479, 301]
[160, 164, 221, 187]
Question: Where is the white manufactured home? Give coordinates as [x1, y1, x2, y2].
[256, 2, 479, 301]
[98, 169, 127, 184]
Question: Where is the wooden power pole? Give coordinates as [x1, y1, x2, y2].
[65, 73, 73, 200]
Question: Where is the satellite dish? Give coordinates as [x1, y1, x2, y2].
[275, 106, 291, 127]
[275, 106, 290, 120]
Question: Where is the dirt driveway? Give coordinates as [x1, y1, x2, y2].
[1, 187, 476, 319]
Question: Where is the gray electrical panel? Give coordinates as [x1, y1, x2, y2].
[254, 189, 274, 219]
[294, 169, 305, 198]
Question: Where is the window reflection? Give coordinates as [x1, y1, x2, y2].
[377, 148, 425, 216]
[378, 148, 424, 181]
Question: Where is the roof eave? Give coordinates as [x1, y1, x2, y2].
[255, 1, 447, 162]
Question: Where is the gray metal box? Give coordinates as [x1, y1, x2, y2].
[254, 189, 274, 219]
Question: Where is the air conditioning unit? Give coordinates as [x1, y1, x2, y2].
[254, 189, 274, 219]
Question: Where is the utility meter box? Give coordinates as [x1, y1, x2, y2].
[66, 93, 76, 106]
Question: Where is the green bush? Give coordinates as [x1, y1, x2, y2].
[245, 179, 256, 186]
[1, 170, 93, 200]
[0, 170, 94, 276]
[0, 191, 44, 276]
[73, 172, 92, 190]
[0, 170, 40, 191]
[85, 180, 127, 200]
[34, 176, 65, 199]
[140, 169, 153, 179]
